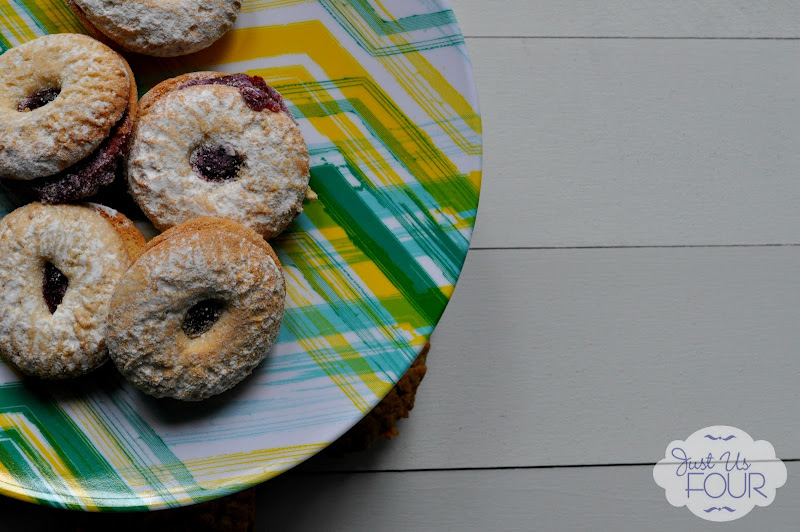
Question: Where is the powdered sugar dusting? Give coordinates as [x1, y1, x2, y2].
[0, 203, 132, 378]
[73, 0, 241, 57]
[179, 74, 296, 121]
[0, 34, 129, 179]
[3, 108, 132, 203]
[107, 226, 285, 401]
[128, 85, 310, 238]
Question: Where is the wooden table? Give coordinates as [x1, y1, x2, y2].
[6, 2, 800, 529]
[256, 2, 800, 529]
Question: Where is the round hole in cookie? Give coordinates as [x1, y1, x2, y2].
[18, 87, 61, 112]
[182, 299, 226, 339]
[42, 261, 68, 314]
[189, 144, 244, 183]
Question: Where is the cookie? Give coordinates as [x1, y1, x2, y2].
[86, 202, 148, 261]
[0, 202, 145, 379]
[16, 57, 139, 205]
[128, 72, 310, 239]
[67, 0, 241, 57]
[0, 34, 131, 180]
[106, 218, 286, 401]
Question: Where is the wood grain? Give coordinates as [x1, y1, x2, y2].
[253, 463, 800, 530]
[303, 247, 800, 470]
[450, 0, 800, 38]
[468, 38, 800, 248]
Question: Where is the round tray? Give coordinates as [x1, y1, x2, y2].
[0, 0, 481, 510]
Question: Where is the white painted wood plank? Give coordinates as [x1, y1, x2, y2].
[303, 247, 800, 470]
[450, 0, 800, 38]
[255, 464, 800, 531]
[468, 38, 800, 248]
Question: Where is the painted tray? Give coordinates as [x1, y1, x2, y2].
[0, 0, 481, 510]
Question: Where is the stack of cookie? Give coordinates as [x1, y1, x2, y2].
[0, 16, 432, 526]
[0, 31, 310, 401]
[0, 34, 137, 203]
[0, 13, 427, 446]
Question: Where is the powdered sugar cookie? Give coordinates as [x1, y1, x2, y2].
[0, 34, 138, 203]
[128, 73, 310, 239]
[67, 0, 241, 57]
[0, 202, 145, 379]
[106, 218, 285, 401]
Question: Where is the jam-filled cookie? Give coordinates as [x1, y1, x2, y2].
[127, 72, 310, 239]
[0, 202, 146, 379]
[0, 34, 138, 203]
[106, 218, 286, 401]
[66, 0, 241, 57]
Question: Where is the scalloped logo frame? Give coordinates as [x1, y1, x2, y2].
[653, 426, 787, 522]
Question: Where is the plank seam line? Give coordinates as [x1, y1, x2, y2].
[464, 36, 800, 40]
[297, 458, 800, 475]
[469, 243, 800, 251]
